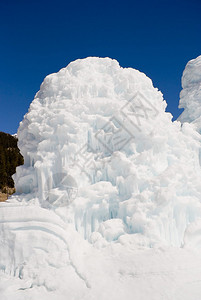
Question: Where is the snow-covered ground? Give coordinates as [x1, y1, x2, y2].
[1, 56, 201, 299]
[1, 203, 201, 300]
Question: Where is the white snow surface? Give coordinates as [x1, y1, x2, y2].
[1, 56, 201, 299]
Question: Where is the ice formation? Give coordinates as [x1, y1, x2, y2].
[13, 56, 201, 246]
[1, 56, 201, 299]
[178, 55, 201, 129]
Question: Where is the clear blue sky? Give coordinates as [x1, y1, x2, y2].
[0, 0, 201, 134]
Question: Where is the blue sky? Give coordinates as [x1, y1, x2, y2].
[0, 0, 201, 134]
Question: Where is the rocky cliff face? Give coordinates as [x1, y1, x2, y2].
[0, 131, 23, 192]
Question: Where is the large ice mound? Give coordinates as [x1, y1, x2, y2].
[12, 57, 201, 247]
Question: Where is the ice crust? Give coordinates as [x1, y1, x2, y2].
[1, 56, 201, 299]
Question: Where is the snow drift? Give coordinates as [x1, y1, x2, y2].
[1, 56, 201, 299]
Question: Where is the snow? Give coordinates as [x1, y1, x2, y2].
[1, 56, 201, 299]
